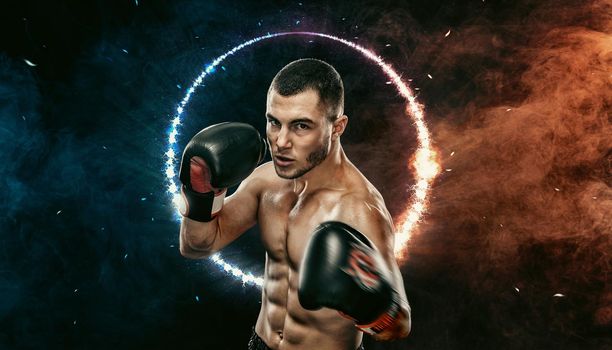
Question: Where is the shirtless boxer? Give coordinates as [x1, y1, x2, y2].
[178, 59, 411, 349]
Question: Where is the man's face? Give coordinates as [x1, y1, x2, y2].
[266, 88, 333, 179]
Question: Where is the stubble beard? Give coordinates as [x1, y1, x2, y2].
[275, 138, 330, 180]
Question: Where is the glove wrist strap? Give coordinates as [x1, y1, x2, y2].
[179, 185, 226, 222]
[356, 295, 402, 335]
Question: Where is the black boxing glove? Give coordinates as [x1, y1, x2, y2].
[179, 122, 267, 222]
[298, 221, 403, 335]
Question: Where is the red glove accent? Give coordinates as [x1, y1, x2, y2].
[189, 156, 214, 193]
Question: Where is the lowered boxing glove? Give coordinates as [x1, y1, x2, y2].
[179, 122, 267, 222]
[298, 221, 403, 335]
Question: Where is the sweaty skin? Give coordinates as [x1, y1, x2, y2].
[180, 89, 411, 350]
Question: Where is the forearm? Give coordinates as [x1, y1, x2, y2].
[392, 261, 410, 314]
[367, 261, 411, 341]
[177, 122, 265, 259]
[179, 216, 221, 259]
[390, 259, 412, 336]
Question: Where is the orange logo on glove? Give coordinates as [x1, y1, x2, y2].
[343, 243, 381, 292]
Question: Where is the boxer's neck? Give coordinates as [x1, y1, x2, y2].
[292, 140, 347, 195]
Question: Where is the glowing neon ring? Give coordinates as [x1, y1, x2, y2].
[165, 32, 440, 288]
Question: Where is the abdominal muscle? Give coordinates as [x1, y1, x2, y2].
[254, 257, 363, 350]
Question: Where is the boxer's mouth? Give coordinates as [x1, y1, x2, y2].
[274, 155, 295, 166]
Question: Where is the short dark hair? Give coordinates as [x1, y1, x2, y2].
[269, 58, 344, 122]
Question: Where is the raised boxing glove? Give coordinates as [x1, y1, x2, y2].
[298, 221, 403, 335]
[179, 122, 267, 222]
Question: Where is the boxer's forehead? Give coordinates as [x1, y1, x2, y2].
[266, 89, 327, 122]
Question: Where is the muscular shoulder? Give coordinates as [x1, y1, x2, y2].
[250, 161, 275, 181]
[332, 177, 395, 255]
[336, 191, 392, 231]
[340, 168, 392, 224]
[241, 161, 279, 192]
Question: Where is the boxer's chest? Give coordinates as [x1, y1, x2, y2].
[258, 187, 339, 270]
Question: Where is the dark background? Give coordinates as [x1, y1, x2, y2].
[0, 0, 610, 349]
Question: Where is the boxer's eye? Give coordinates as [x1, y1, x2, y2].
[267, 119, 280, 127]
[295, 123, 310, 130]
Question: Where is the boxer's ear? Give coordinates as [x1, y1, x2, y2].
[332, 115, 348, 140]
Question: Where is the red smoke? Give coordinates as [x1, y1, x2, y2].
[348, 0, 610, 345]
[420, 0, 610, 338]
